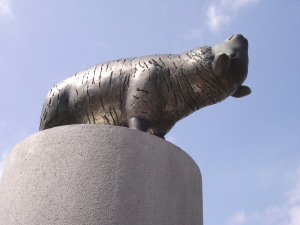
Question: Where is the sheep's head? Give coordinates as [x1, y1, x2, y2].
[212, 34, 251, 98]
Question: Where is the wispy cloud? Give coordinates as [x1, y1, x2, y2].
[0, 0, 15, 20]
[287, 167, 300, 205]
[206, 0, 260, 32]
[181, 0, 259, 41]
[285, 168, 300, 225]
[287, 206, 300, 225]
[227, 166, 300, 225]
[228, 211, 246, 225]
[206, 4, 230, 32]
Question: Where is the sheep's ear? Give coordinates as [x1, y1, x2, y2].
[213, 53, 231, 76]
[232, 85, 251, 98]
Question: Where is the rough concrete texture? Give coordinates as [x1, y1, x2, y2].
[0, 124, 203, 225]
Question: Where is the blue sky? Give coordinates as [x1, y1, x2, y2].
[0, 0, 299, 224]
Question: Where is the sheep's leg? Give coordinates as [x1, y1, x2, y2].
[128, 117, 149, 132]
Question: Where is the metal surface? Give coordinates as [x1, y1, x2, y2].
[39, 34, 251, 137]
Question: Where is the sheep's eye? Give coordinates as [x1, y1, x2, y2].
[230, 53, 237, 58]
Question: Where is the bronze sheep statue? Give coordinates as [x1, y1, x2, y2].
[39, 34, 251, 138]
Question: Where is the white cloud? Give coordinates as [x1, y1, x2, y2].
[206, 5, 230, 32]
[0, 0, 14, 20]
[228, 211, 246, 225]
[181, 0, 259, 40]
[285, 168, 300, 225]
[287, 206, 300, 225]
[227, 166, 300, 225]
[206, 0, 260, 32]
[287, 167, 300, 205]
[264, 205, 288, 225]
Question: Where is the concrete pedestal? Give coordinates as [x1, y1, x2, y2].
[0, 125, 203, 225]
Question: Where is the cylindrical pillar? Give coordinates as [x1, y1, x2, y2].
[0, 124, 202, 225]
